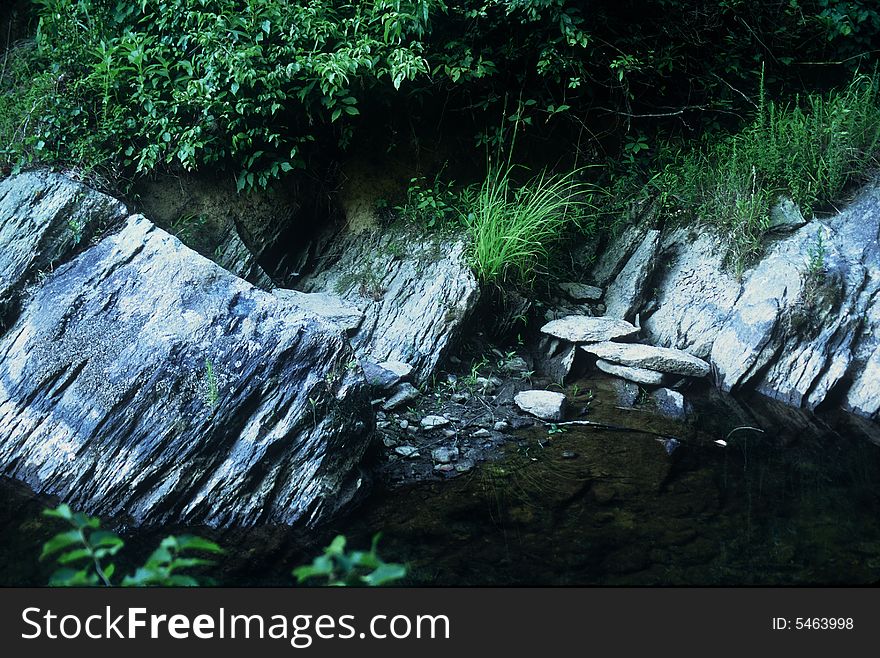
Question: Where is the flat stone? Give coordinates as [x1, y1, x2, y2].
[378, 360, 413, 380]
[382, 382, 420, 410]
[558, 282, 603, 302]
[394, 446, 420, 458]
[541, 316, 639, 344]
[514, 390, 567, 421]
[362, 360, 404, 390]
[420, 415, 450, 429]
[581, 342, 710, 377]
[595, 359, 665, 385]
[651, 388, 687, 419]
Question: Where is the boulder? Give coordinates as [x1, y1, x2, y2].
[382, 382, 420, 410]
[0, 170, 128, 324]
[540, 316, 639, 343]
[602, 229, 661, 321]
[0, 208, 374, 528]
[297, 227, 480, 385]
[514, 390, 567, 421]
[651, 388, 688, 420]
[595, 359, 665, 386]
[534, 336, 578, 383]
[361, 359, 412, 390]
[581, 342, 710, 377]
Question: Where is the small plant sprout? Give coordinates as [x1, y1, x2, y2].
[293, 534, 407, 587]
[204, 358, 219, 406]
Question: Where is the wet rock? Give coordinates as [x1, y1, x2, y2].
[421, 415, 450, 429]
[581, 342, 710, 377]
[0, 212, 373, 528]
[595, 359, 665, 386]
[514, 390, 567, 421]
[541, 316, 639, 344]
[558, 282, 603, 302]
[382, 383, 420, 410]
[603, 229, 661, 321]
[651, 388, 687, 420]
[431, 446, 459, 463]
[297, 227, 480, 385]
[561, 450, 578, 459]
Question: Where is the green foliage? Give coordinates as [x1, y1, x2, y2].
[41, 504, 222, 586]
[293, 533, 407, 587]
[648, 71, 880, 271]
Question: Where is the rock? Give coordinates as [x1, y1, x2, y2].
[431, 446, 459, 463]
[561, 450, 578, 459]
[398, 419, 409, 430]
[557, 282, 603, 302]
[632, 182, 880, 418]
[534, 336, 578, 383]
[595, 359, 666, 386]
[0, 209, 374, 528]
[514, 390, 567, 421]
[382, 436, 398, 448]
[471, 428, 491, 438]
[213, 224, 273, 289]
[493, 421, 509, 432]
[378, 360, 413, 380]
[603, 229, 661, 321]
[272, 289, 363, 335]
[651, 388, 687, 419]
[394, 446, 420, 458]
[454, 459, 475, 473]
[382, 383, 420, 410]
[362, 360, 404, 390]
[0, 170, 128, 325]
[540, 316, 639, 343]
[612, 380, 640, 407]
[451, 392, 470, 403]
[420, 415, 450, 429]
[434, 463, 455, 473]
[297, 227, 480, 385]
[768, 196, 807, 233]
[592, 223, 654, 287]
[581, 342, 710, 377]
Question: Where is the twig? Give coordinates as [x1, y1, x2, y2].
[711, 72, 758, 109]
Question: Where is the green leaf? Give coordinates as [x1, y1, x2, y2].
[362, 563, 407, 587]
[40, 531, 83, 561]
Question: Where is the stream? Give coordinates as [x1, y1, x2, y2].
[2, 375, 879, 587]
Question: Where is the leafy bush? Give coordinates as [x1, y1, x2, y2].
[293, 534, 407, 587]
[40, 504, 222, 586]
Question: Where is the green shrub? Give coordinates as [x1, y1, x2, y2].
[40, 504, 222, 586]
[293, 533, 407, 587]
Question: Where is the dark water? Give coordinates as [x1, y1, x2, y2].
[3, 377, 880, 586]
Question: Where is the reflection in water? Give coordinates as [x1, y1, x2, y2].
[2, 378, 880, 586]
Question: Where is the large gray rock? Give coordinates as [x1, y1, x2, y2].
[298, 228, 480, 385]
[0, 204, 373, 528]
[603, 229, 661, 320]
[629, 182, 880, 418]
[581, 342, 710, 377]
[0, 170, 128, 324]
[540, 316, 639, 343]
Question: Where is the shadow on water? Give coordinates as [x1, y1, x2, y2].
[2, 375, 880, 586]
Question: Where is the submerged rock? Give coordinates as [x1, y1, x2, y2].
[0, 209, 374, 528]
[581, 342, 710, 377]
[514, 390, 567, 421]
[541, 315, 639, 344]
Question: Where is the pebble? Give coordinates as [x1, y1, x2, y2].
[561, 450, 578, 459]
[420, 415, 450, 429]
[394, 446, 420, 458]
[455, 459, 475, 473]
[471, 428, 491, 438]
[398, 419, 409, 429]
[432, 446, 459, 463]
[434, 463, 455, 473]
[493, 421, 509, 432]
